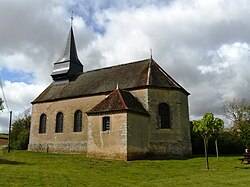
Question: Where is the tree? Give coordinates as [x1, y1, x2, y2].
[193, 112, 224, 169]
[10, 109, 31, 150]
[212, 118, 224, 159]
[222, 99, 250, 149]
[222, 99, 248, 126]
[0, 97, 4, 111]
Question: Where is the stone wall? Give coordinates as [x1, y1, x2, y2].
[130, 89, 149, 110]
[29, 94, 105, 153]
[87, 113, 128, 160]
[127, 112, 149, 160]
[147, 88, 192, 157]
[29, 87, 192, 159]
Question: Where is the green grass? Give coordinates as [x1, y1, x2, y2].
[0, 151, 250, 187]
[0, 134, 8, 139]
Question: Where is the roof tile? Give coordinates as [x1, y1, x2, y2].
[33, 58, 189, 103]
[87, 89, 149, 115]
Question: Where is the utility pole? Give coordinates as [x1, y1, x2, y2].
[8, 111, 12, 153]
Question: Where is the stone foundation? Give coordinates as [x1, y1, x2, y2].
[28, 142, 87, 154]
[149, 141, 192, 157]
[87, 152, 128, 160]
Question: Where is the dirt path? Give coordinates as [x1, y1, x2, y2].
[0, 138, 8, 146]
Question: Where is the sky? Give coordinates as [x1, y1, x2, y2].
[1, 0, 250, 133]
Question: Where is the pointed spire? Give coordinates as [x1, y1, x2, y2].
[51, 24, 83, 83]
[56, 27, 81, 65]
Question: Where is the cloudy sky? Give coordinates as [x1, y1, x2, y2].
[1, 0, 250, 133]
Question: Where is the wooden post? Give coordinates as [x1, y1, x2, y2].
[7, 111, 12, 153]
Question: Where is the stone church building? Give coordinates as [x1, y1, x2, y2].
[28, 26, 192, 160]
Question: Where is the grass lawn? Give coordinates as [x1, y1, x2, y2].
[0, 151, 250, 187]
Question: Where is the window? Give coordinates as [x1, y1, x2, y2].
[158, 103, 171, 129]
[102, 116, 110, 131]
[39, 114, 46, 133]
[55, 112, 63, 133]
[74, 110, 82, 132]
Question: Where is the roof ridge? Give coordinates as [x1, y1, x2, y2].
[146, 58, 152, 85]
[116, 89, 128, 109]
[82, 58, 151, 75]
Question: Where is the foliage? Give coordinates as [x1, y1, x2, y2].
[193, 112, 224, 169]
[0, 151, 249, 186]
[216, 130, 244, 154]
[236, 120, 250, 148]
[10, 110, 31, 150]
[192, 128, 245, 154]
[0, 97, 4, 111]
[222, 99, 250, 149]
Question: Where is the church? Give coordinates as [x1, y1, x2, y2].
[28, 26, 192, 160]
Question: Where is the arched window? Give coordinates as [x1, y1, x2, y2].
[74, 110, 82, 132]
[158, 103, 171, 129]
[39, 114, 46, 133]
[55, 112, 63, 133]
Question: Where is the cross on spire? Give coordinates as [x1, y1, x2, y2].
[150, 48, 153, 60]
[71, 11, 74, 27]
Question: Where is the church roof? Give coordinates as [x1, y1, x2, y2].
[87, 88, 149, 116]
[33, 58, 189, 104]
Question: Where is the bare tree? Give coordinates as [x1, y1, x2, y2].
[222, 99, 250, 148]
[221, 99, 247, 125]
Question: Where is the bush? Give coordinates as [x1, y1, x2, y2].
[216, 130, 244, 154]
[191, 128, 245, 154]
[10, 113, 31, 150]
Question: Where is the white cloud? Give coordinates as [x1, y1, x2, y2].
[0, 80, 45, 113]
[0, 53, 36, 73]
[0, 80, 45, 133]
[199, 42, 250, 74]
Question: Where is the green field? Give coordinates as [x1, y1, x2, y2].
[0, 134, 8, 139]
[0, 151, 249, 186]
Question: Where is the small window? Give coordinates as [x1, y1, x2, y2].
[102, 116, 110, 131]
[74, 110, 82, 132]
[39, 114, 46, 133]
[55, 112, 63, 133]
[158, 103, 171, 129]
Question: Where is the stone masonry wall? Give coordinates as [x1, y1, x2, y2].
[127, 112, 149, 160]
[147, 88, 192, 157]
[87, 113, 127, 160]
[29, 94, 105, 153]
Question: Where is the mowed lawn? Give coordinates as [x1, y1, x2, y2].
[0, 151, 250, 187]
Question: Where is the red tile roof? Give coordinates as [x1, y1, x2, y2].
[87, 88, 149, 116]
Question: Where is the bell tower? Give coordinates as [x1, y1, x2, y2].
[51, 26, 83, 83]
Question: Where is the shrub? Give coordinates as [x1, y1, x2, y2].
[10, 113, 31, 150]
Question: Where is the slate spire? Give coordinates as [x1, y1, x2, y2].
[51, 26, 83, 83]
